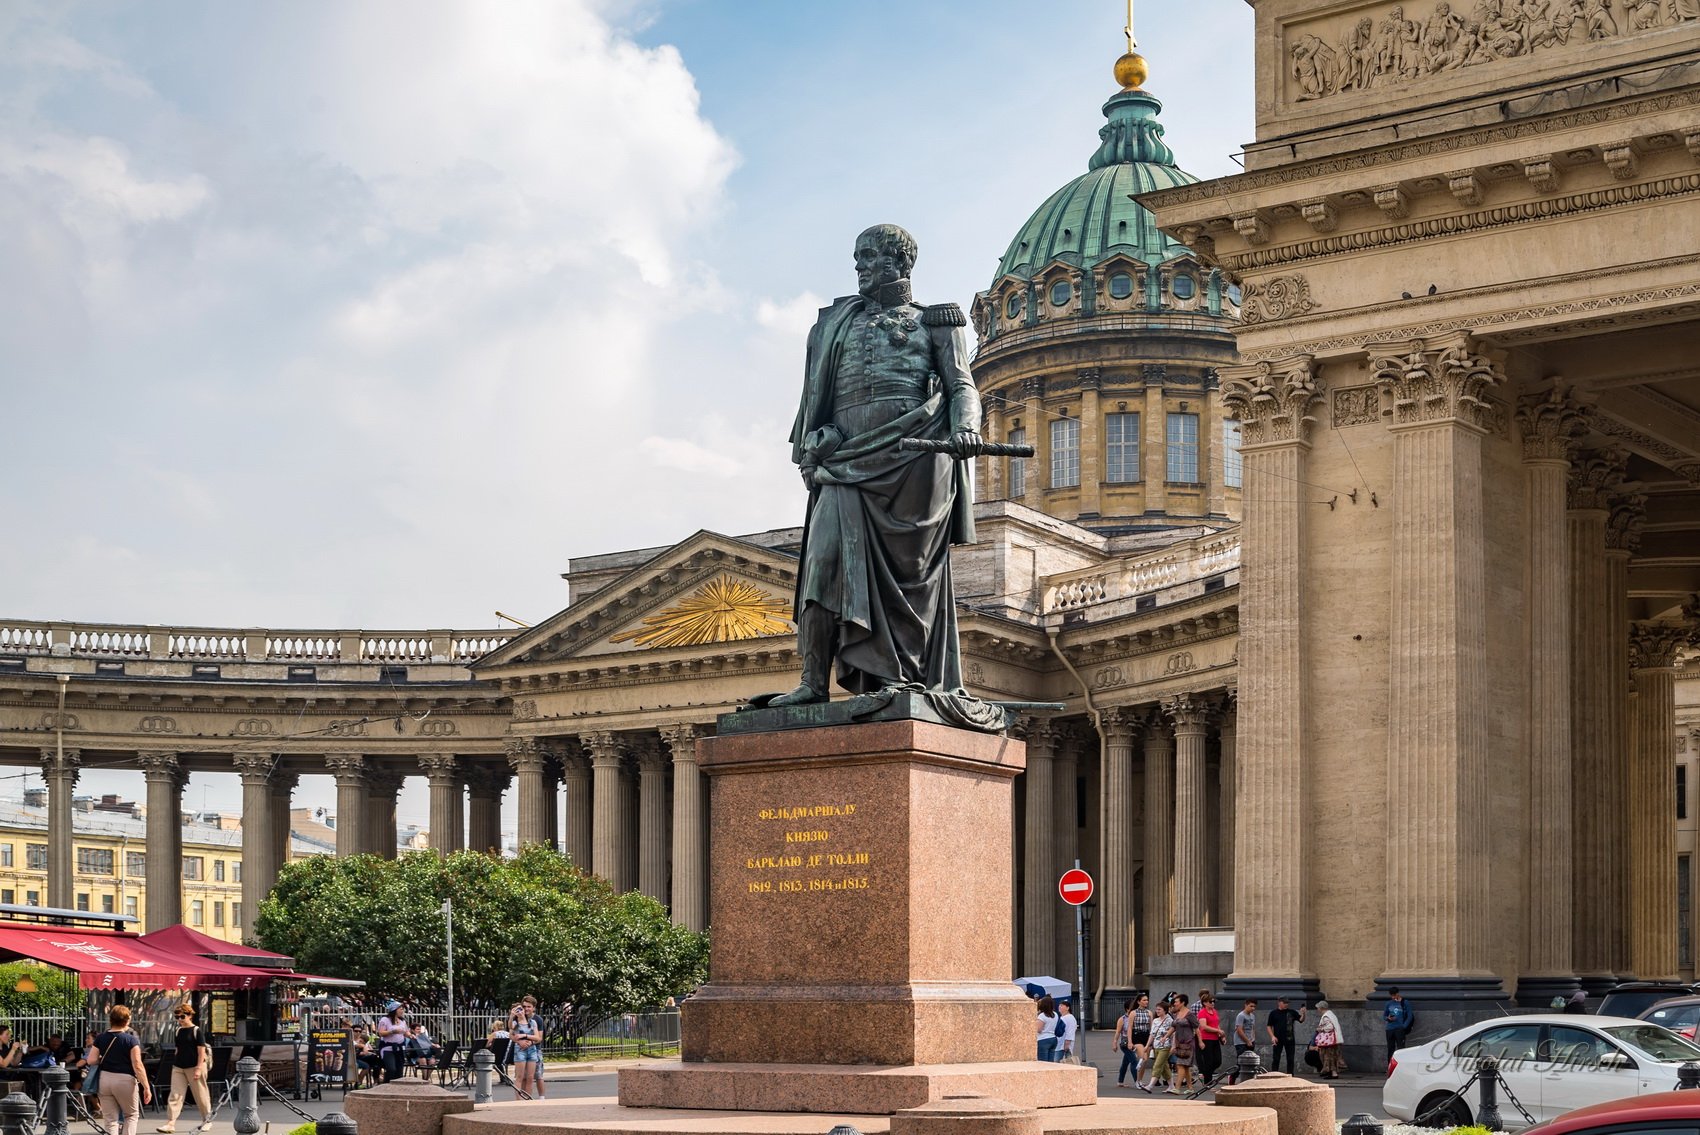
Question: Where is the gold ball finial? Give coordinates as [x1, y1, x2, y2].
[1114, 51, 1148, 91]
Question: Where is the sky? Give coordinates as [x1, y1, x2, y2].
[1, 0, 1256, 828]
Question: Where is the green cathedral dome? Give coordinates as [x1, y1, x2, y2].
[993, 88, 1197, 283]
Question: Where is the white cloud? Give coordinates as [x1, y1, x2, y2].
[639, 436, 743, 478]
[756, 291, 828, 335]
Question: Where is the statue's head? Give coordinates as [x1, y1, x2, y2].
[855, 224, 917, 297]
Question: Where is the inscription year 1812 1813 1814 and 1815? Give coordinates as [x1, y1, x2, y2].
[744, 802, 871, 896]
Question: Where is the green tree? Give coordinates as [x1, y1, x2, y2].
[0, 961, 82, 1019]
[255, 847, 707, 1042]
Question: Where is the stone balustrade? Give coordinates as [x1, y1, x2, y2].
[1042, 530, 1240, 614]
[0, 619, 510, 667]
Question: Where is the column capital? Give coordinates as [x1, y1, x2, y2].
[233, 752, 277, 783]
[323, 752, 367, 785]
[1605, 491, 1648, 554]
[1568, 447, 1628, 511]
[1220, 355, 1322, 448]
[631, 734, 666, 773]
[367, 768, 404, 798]
[1162, 693, 1213, 734]
[270, 770, 300, 793]
[504, 736, 547, 773]
[418, 752, 459, 782]
[1516, 382, 1591, 463]
[1218, 687, 1238, 729]
[1630, 619, 1698, 672]
[660, 723, 705, 762]
[1371, 332, 1505, 432]
[464, 763, 512, 798]
[580, 730, 625, 764]
[136, 750, 184, 784]
[37, 748, 81, 780]
[1098, 705, 1139, 741]
[1012, 715, 1061, 757]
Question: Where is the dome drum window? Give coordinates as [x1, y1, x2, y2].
[1005, 293, 1024, 319]
[1171, 273, 1197, 300]
[1050, 280, 1072, 307]
[1108, 271, 1136, 300]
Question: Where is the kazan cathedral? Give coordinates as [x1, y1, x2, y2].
[5, 15, 1700, 1055]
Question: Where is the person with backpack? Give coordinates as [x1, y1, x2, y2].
[157, 1002, 213, 1133]
[1034, 995, 1059, 1062]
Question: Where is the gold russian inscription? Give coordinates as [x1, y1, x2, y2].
[741, 801, 871, 897]
[785, 830, 830, 843]
[758, 804, 856, 820]
[745, 854, 803, 870]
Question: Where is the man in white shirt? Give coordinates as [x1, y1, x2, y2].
[1057, 1001, 1078, 1063]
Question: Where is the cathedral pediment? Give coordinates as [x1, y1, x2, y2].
[472, 531, 799, 672]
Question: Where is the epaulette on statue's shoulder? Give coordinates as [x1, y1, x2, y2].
[921, 302, 966, 327]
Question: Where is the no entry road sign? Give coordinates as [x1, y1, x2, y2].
[1058, 868, 1094, 906]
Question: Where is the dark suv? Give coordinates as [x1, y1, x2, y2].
[1599, 982, 1700, 1019]
[1638, 995, 1700, 1039]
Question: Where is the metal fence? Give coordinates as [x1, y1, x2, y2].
[305, 1008, 682, 1060]
[0, 1012, 90, 1049]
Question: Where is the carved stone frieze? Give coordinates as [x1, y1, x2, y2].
[1515, 383, 1591, 461]
[1369, 333, 1505, 430]
[1221, 356, 1323, 447]
[1332, 384, 1382, 427]
[1286, 0, 1696, 104]
[1240, 276, 1320, 324]
[1301, 200, 1339, 232]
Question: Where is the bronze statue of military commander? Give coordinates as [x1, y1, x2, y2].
[763, 224, 983, 708]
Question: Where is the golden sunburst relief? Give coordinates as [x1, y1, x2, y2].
[609, 575, 794, 649]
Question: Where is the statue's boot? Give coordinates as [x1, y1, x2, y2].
[767, 682, 828, 707]
[768, 605, 834, 706]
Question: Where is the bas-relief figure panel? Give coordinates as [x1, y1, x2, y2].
[1287, 0, 1700, 103]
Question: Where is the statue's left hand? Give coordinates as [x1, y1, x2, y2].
[948, 430, 983, 458]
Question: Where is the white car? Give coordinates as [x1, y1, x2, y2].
[1383, 1014, 1700, 1129]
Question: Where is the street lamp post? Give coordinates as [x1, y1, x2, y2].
[442, 898, 455, 1032]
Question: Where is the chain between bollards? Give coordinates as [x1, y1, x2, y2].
[472, 1047, 495, 1104]
[41, 1063, 70, 1135]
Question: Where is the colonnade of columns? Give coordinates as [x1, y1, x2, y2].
[1015, 693, 1237, 1002]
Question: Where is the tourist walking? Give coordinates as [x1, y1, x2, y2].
[1196, 989, 1224, 1083]
[1139, 1001, 1172, 1091]
[1383, 987, 1414, 1069]
[156, 1002, 213, 1132]
[1114, 995, 1150, 1087]
[1056, 1001, 1077, 1062]
[1265, 996, 1306, 1074]
[91, 1004, 152, 1135]
[1312, 1000, 1346, 1079]
[1230, 999, 1257, 1083]
[375, 1000, 410, 1083]
[1035, 995, 1059, 1062]
[1169, 1000, 1197, 1094]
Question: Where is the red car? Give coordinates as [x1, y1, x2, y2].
[1523, 1091, 1700, 1135]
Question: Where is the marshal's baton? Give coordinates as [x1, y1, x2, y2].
[899, 438, 1036, 457]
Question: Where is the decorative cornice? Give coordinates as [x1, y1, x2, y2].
[1516, 383, 1591, 462]
[1220, 356, 1323, 447]
[1370, 333, 1504, 431]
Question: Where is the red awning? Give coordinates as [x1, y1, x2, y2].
[139, 924, 294, 967]
[0, 926, 274, 991]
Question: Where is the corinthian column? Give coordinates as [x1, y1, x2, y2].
[634, 736, 670, 904]
[1219, 357, 1322, 1000]
[234, 753, 278, 940]
[662, 724, 706, 930]
[1052, 725, 1081, 971]
[1098, 708, 1138, 998]
[1167, 694, 1212, 931]
[1606, 493, 1643, 980]
[1515, 386, 1586, 1003]
[506, 738, 550, 849]
[1020, 719, 1059, 976]
[1374, 334, 1505, 1000]
[1143, 709, 1175, 962]
[1629, 619, 1695, 981]
[38, 747, 79, 910]
[561, 747, 593, 868]
[465, 764, 510, 855]
[325, 754, 367, 858]
[582, 731, 628, 889]
[1569, 450, 1624, 989]
[365, 769, 402, 859]
[1217, 693, 1238, 927]
[138, 751, 185, 931]
[271, 772, 297, 871]
[419, 754, 460, 856]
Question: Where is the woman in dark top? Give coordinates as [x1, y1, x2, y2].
[160, 1003, 213, 1133]
[91, 1004, 151, 1135]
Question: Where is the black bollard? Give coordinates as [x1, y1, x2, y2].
[0, 1092, 33, 1135]
[1680, 1062, 1700, 1090]
[472, 1047, 495, 1104]
[1342, 1114, 1385, 1135]
[1235, 1046, 1264, 1082]
[826, 1126, 863, 1135]
[42, 1064, 70, 1135]
[317, 1112, 359, 1135]
[1477, 1055, 1504, 1132]
[234, 1055, 263, 1134]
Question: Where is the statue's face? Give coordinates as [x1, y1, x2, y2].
[854, 237, 903, 297]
